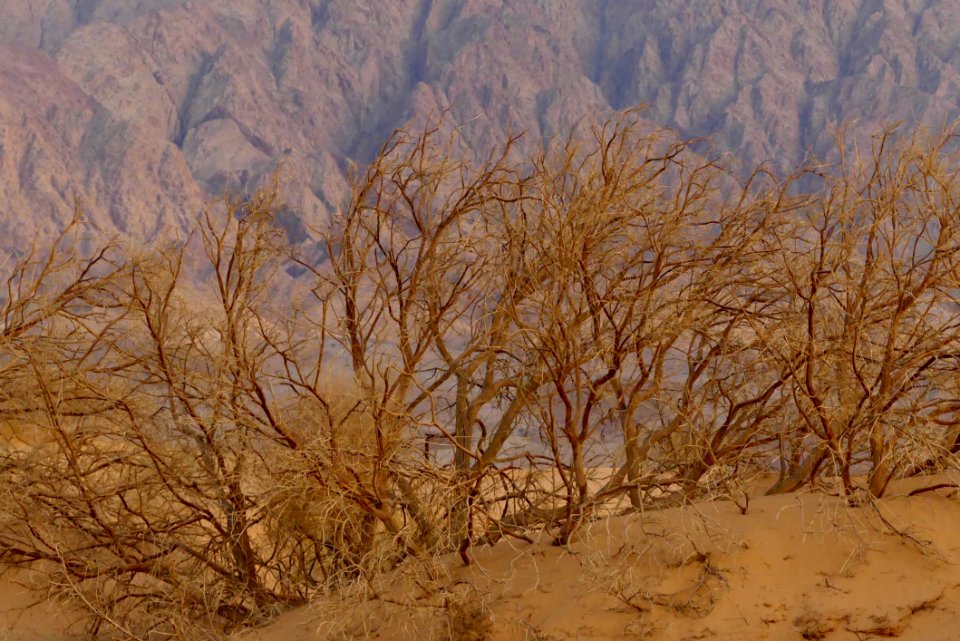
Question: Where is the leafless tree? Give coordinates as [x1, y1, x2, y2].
[760, 127, 960, 497]
[3, 117, 960, 640]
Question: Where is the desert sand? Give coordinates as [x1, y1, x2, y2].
[4, 475, 960, 641]
[237, 475, 960, 641]
[0, 569, 80, 641]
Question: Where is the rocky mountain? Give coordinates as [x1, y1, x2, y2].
[3, 0, 960, 254]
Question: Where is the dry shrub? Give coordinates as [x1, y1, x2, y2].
[1, 117, 960, 638]
[260, 383, 411, 582]
[443, 588, 493, 641]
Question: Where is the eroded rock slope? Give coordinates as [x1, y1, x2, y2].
[3, 0, 960, 252]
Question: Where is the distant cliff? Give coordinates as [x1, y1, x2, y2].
[4, 0, 960, 255]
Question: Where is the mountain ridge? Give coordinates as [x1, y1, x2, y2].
[4, 0, 960, 255]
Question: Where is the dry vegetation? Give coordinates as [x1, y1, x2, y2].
[2, 115, 960, 639]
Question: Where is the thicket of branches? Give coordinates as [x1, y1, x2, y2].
[2, 116, 960, 638]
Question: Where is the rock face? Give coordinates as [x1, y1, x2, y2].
[3, 0, 960, 254]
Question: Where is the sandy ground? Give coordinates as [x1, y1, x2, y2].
[237, 474, 960, 641]
[4, 474, 960, 640]
[0, 569, 80, 641]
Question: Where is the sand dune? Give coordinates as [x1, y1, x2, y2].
[236, 474, 960, 641]
[4, 475, 960, 640]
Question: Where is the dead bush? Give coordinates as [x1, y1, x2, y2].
[2, 117, 960, 638]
